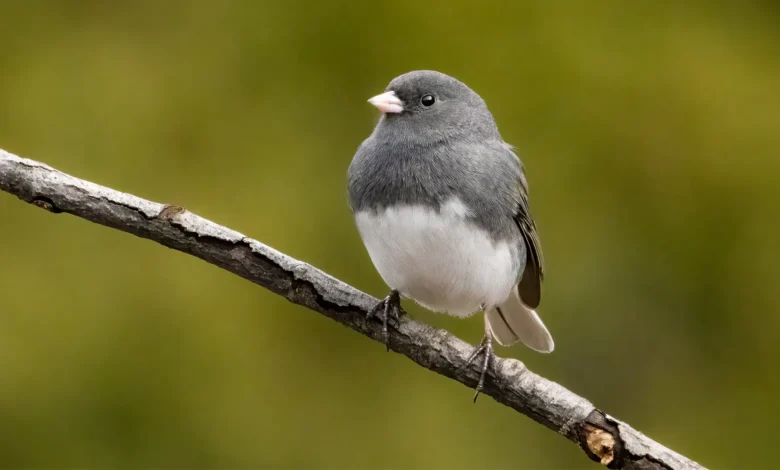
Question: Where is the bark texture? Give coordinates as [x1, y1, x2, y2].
[0, 148, 706, 470]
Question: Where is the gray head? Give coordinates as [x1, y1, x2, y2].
[367, 70, 501, 143]
[350, 69, 522, 232]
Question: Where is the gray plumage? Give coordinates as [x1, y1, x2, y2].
[348, 70, 552, 353]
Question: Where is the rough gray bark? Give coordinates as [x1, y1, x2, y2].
[0, 148, 706, 470]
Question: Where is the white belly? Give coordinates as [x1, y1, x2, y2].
[354, 198, 518, 317]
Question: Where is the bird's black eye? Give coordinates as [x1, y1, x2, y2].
[421, 94, 435, 107]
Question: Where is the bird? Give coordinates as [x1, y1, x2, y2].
[347, 70, 553, 400]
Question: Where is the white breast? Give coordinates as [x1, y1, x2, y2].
[354, 198, 518, 317]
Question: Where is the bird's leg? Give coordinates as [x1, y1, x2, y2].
[366, 289, 401, 351]
[463, 314, 496, 403]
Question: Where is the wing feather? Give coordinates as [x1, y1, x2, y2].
[513, 160, 544, 309]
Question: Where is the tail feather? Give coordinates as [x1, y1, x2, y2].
[486, 289, 554, 353]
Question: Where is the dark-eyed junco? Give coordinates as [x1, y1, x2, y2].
[347, 70, 553, 399]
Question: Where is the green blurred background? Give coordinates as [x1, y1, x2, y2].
[1, 1, 778, 468]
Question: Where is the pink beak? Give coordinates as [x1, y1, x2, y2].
[368, 91, 404, 114]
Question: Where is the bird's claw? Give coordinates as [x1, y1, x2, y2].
[367, 289, 402, 351]
[462, 334, 496, 402]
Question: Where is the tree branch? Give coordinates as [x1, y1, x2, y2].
[0, 148, 705, 470]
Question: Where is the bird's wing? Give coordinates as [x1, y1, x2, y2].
[513, 159, 544, 309]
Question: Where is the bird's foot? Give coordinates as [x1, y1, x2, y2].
[463, 333, 496, 403]
[366, 289, 402, 351]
